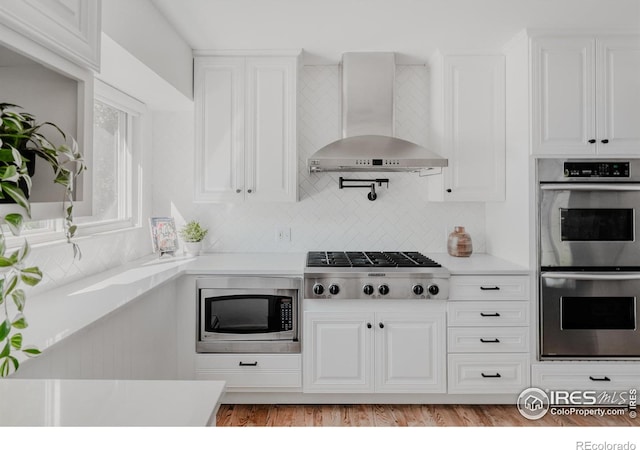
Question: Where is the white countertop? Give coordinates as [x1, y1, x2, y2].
[0, 379, 225, 426]
[19, 251, 525, 365]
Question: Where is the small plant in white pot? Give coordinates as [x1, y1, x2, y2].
[179, 220, 208, 256]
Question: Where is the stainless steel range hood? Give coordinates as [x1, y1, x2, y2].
[308, 52, 447, 173]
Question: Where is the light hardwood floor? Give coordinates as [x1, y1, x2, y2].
[217, 404, 638, 427]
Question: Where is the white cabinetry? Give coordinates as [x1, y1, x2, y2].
[531, 34, 640, 155]
[0, 0, 101, 71]
[194, 51, 300, 203]
[447, 275, 530, 394]
[532, 363, 640, 391]
[304, 305, 446, 393]
[429, 53, 505, 201]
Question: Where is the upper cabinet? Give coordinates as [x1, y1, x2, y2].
[531, 34, 640, 156]
[429, 53, 505, 202]
[0, 0, 101, 71]
[194, 51, 300, 203]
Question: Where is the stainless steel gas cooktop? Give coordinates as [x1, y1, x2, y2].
[304, 251, 449, 300]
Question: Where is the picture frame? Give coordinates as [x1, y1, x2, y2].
[149, 217, 179, 256]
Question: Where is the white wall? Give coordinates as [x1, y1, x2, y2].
[102, 0, 193, 99]
[153, 65, 486, 253]
[153, 0, 640, 64]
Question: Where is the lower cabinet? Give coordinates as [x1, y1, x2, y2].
[532, 363, 640, 391]
[303, 308, 446, 393]
[195, 354, 302, 391]
[448, 354, 530, 394]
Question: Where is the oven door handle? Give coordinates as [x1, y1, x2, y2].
[542, 272, 640, 281]
[540, 183, 640, 192]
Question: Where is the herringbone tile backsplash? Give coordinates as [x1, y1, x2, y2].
[153, 65, 486, 254]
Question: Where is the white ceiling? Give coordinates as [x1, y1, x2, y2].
[151, 0, 640, 64]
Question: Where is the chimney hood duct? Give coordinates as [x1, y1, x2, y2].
[308, 52, 447, 173]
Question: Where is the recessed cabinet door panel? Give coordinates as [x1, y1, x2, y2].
[532, 37, 596, 155]
[375, 313, 446, 393]
[194, 58, 245, 202]
[596, 36, 640, 154]
[303, 312, 373, 392]
[245, 58, 297, 202]
[444, 55, 505, 201]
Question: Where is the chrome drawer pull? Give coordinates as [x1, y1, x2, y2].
[480, 312, 501, 317]
[480, 286, 500, 291]
[481, 373, 502, 378]
[239, 361, 258, 367]
[589, 376, 611, 382]
[480, 338, 501, 343]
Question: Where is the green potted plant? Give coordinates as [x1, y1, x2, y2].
[179, 220, 208, 256]
[0, 103, 85, 377]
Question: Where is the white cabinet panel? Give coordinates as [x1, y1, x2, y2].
[194, 52, 299, 203]
[596, 36, 640, 154]
[447, 301, 529, 327]
[429, 53, 505, 201]
[0, 0, 100, 70]
[448, 327, 529, 353]
[448, 353, 529, 394]
[532, 363, 640, 390]
[531, 34, 640, 156]
[449, 275, 530, 301]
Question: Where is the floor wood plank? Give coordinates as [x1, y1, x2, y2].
[216, 404, 637, 427]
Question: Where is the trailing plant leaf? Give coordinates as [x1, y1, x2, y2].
[0, 319, 10, 341]
[0, 341, 9, 358]
[20, 267, 43, 286]
[3, 274, 17, 298]
[22, 346, 40, 357]
[17, 239, 30, 263]
[11, 314, 27, 329]
[12, 289, 25, 312]
[0, 256, 14, 267]
[10, 333, 22, 350]
[1, 182, 30, 217]
[4, 213, 23, 236]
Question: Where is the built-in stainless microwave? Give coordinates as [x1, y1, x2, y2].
[196, 277, 301, 353]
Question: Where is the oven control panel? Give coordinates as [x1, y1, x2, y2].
[564, 161, 630, 178]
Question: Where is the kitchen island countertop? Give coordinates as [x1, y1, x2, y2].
[0, 378, 225, 426]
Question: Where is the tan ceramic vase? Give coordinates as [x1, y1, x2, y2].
[447, 226, 473, 257]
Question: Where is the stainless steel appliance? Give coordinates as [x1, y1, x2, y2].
[304, 251, 449, 300]
[196, 277, 301, 353]
[307, 53, 448, 173]
[538, 159, 640, 359]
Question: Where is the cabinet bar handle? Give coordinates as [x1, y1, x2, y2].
[481, 373, 502, 378]
[480, 286, 500, 291]
[601, 139, 609, 144]
[589, 376, 611, 382]
[239, 361, 258, 367]
[480, 312, 501, 317]
[480, 338, 501, 343]
[588, 139, 596, 144]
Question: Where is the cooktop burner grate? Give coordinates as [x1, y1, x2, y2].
[306, 251, 441, 268]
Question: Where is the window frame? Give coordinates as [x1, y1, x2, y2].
[2, 79, 145, 248]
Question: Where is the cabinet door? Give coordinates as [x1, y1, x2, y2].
[531, 37, 596, 155]
[374, 312, 446, 393]
[442, 55, 505, 201]
[194, 57, 245, 202]
[245, 57, 297, 202]
[596, 36, 640, 154]
[0, 0, 100, 71]
[303, 312, 374, 393]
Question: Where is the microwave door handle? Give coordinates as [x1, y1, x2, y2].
[540, 183, 640, 191]
[542, 272, 640, 281]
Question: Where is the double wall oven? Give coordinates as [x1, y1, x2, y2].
[538, 159, 640, 359]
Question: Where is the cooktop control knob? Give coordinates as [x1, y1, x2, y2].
[378, 284, 390, 296]
[329, 284, 340, 295]
[363, 284, 374, 295]
[412, 284, 424, 295]
[313, 283, 324, 295]
[428, 284, 440, 296]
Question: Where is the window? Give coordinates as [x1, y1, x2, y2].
[2, 80, 144, 245]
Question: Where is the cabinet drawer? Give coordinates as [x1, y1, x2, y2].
[448, 327, 529, 353]
[448, 301, 529, 326]
[532, 363, 640, 390]
[448, 354, 530, 394]
[195, 354, 301, 390]
[449, 276, 530, 301]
